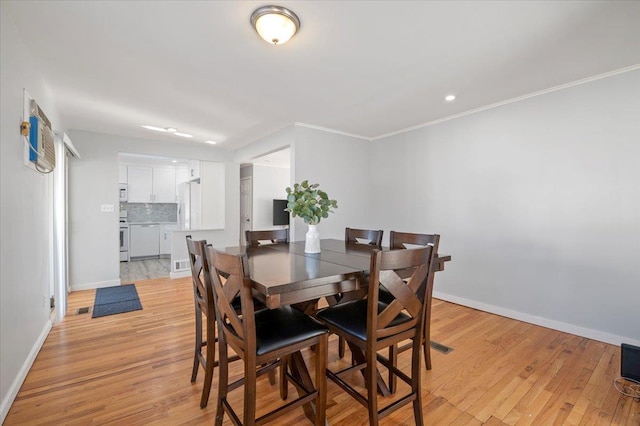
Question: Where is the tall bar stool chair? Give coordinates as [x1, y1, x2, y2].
[206, 246, 329, 426]
[316, 246, 435, 425]
[186, 235, 220, 408]
[388, 231, 440, 370]
[337, 227, 384, 358]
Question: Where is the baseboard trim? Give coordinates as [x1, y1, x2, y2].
[169, 270, 190, 279]
[70, 279, 121, 292]
[433, 290, 640, 347]
[0, 319, 52, 423]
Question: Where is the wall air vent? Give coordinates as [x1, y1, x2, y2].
[174, 260, 190, 271]
[28, 99, 55, 172]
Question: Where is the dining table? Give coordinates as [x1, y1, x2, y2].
[222, 238, 451, 423]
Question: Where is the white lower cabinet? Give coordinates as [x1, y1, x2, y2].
[160, 224, 177, 255]
[130, 224, 160, 258]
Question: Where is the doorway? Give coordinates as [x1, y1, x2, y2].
[239, 147, 291, 244]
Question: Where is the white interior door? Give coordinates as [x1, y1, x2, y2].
[240, 177, 252, 245]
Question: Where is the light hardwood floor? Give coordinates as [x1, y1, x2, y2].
[5, 277, 638, 425]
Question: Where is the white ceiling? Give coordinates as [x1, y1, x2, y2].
[5, 1, 640, 150]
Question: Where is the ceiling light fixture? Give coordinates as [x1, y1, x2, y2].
[174, 132, 193, 138]
[142, 125, 168, 132]
[205, 140, 217, 145]
[445, 94, 456, 102]
[250, 5, 300, 45]
[165, 127, 178, 133]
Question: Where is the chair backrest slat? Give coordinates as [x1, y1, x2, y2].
[345, 227, 383, 246]
[245, 229, 289, 246]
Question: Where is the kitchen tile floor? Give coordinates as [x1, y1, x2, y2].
[120, 258, 170, 283]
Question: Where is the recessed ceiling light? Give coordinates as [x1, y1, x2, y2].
[205, 140, 217, 145]
[445, 94, 456, 102]
[171, 160, 178, 163]
[141, 125, 168, 132]
[165, 127, 178, 133]
[174, 132, 193, 138]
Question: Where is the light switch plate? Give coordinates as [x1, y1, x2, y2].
[101, 204, 115, 212]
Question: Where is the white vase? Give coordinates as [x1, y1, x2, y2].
[305, 224, 321, 253]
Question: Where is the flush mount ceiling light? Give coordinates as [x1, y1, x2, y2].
[250, 5, 300, 45]
[205, 140, 217, 145]
[445, 94, 456, 102]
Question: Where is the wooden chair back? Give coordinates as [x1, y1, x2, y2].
[205, 246, 255, 359]
[390, 231, 440, 251]
[186, 236, 214, 315]
[345, 227, 383, 246]
[245, 228, 289, 246]
[367, 246, 434, 342]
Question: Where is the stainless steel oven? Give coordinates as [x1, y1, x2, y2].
[119, 211, 129, 261]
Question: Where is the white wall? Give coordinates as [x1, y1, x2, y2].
[67, 130, 238, 290]
[0, 4, 61, 420]
[252, 165, 290, 230]
[370, 70, 640, 345]
[292, 126, 373, 242]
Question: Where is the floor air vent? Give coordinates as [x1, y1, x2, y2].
[76, 307, 91, 315]
[430, 341, 454, 354]
[174, 260, 190, 271]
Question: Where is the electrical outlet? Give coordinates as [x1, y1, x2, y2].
[101, 204, 115, 212]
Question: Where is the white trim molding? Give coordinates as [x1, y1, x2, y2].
[70, 279, 121, 292]
[375, 64, 640, 141]
[294, 122, 371, 141]
[433, 290, 640, 348]
[0, 320, 52, 423]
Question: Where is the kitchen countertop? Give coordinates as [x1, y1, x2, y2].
[128, 222, 179, 225]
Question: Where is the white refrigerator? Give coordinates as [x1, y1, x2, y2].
[178, 180, 201, 230]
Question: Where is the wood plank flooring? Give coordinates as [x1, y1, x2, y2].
[5, 277, 639, 425]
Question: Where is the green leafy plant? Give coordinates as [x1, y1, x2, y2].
[285, 180, 338, 225]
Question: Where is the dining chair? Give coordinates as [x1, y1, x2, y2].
[206, 245, 329, 426]
[245, 228, 289, 246]
[186, 235, 221, 408]
[316, 246, 434, 425]
[344, 227, 383, 246]
[336, 227, 384, 358]
[187, 235, 276, 408]
[386, 231, 440, 392]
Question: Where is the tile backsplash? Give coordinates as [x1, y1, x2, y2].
[121, 203, 177, 223]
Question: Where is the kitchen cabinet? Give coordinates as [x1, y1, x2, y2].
[160, 224, 178, 255]
[129, 224, 160, 258]
[153, 167, 176, 202]
[127, 166, 176, 203]
[188, 160, 200, 180]
[118, 164, 128, 184]
[178, 161, 224, 230]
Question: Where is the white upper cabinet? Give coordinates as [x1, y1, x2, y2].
[188, 159, 200, 180]
[118, 164, 128, 184]
[152, 167, 176, 203]
[127, 166, 154, 202]
[127, 166, 176, 203]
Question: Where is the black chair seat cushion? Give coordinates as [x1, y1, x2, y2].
[378, 286, 394, 305]
[230, 296, 267, 312]
[316, 299, 410, 342]
[255, 306, 328, 356]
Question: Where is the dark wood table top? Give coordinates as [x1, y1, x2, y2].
[223, 239, 451, 309]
